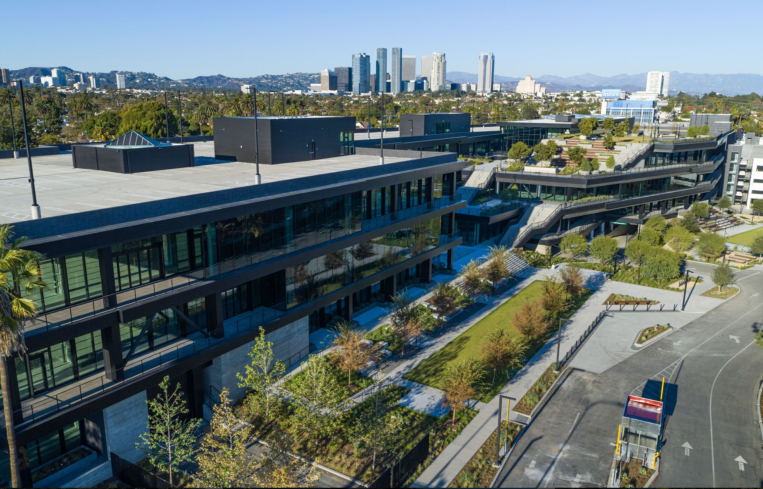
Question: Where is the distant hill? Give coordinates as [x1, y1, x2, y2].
[7, 67, 763, 95]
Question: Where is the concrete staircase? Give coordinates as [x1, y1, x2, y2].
[456, 166, 496, 203]
[497, 202, 564, 249]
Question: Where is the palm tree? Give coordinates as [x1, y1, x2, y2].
[0, 225, 45, 487]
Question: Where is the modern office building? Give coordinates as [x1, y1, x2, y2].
[421, 55, 432, 83]
[116, 73, 126, 90]
[403, 79, 424, 92]
[402, 55, 416, 81]
[28, 76, 41, 85]
[601, 100, 656, 125]
[75, 73, 85, 84]
[498, 115, 579, 148]
[601, 89, 625, 100]
[375, 48, 388, 93]
[646, 71, 670, 97]
[39, 76, 60, 88]
[352, 53, 370, 95]
[334, 67, 352, 92]
[0, 123, 465, 487]
[400, 113, 471, 137]
[430, 53, 446, 91]
[477, 52, 494, 94]
[51, 68, 65, 86]
[390, 48, 402, 95]
[89, 75, 100, 89]
[320, 69, 337, 91]
[516, 75, 545, 96]
[689, 113, 733, 135]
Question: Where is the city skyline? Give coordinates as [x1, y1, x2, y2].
[3, 0, 760, 79]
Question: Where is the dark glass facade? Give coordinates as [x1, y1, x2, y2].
[501, 124, 570, 148]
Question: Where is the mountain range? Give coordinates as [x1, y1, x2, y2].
[8, 67, 763, 96]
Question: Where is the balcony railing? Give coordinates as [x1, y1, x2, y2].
[456, 202, 524, 217]
[23, 197, 461, 335]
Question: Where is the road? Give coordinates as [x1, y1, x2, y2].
[495, 264, 763, 488]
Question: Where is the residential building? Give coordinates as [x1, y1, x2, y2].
[492, 83, 501, 92]
[430, 53, 446, 91]
[629, 91, 658, 101]
[352, 53, 370, 95]
[390, 48, 402, 95]
[477, 52, 494, 94]
[725, 133, 763, 209]
[516, 75, 545, 96]
[645, 71, 670, 97]
[0, 120, 464, 488]
[402, 55, 416, 81]
[28, 76, 41, 85]
[421, 55, 432, 83]
[73, 82, 88, 90]
[403, 79, 424, 92]
[88, 75, 100, 89]
[310, 83, 322, 92]
[334, 67, 352, 92]
[0, 68, 9, 85]
[602, 100, 656, 125]
[116, 73, 126, 89]
[320, 69, 337, 91]
[375, 48, 388, 93]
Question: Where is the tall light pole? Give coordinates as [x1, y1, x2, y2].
[253, 87, 261, 185]
[177, 91, 183, 143]
[6, 90, 18, 158]
[379, 94, 385, 165]
[681, 270, 693, 311]
[163, 92, 170, 139]
[281, 92, 285, 117]
[17, 81, 41, 219]
[367, 94, 371, 139]
[555, 316, 571, 372]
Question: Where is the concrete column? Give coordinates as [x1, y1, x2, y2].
[389, 184, 398, 216]
[205, 292, 225, 339]
[344, 294, 354, 321]
[420, 258, 432, 284]
[101, 323, 125, 382]
[103, 391, 149, 462]
[97, 247, 117, 308]
[447, 248, 454, 270]
[382, 274, 397, 301]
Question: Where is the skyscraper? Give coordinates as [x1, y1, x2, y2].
[477, 52, 494, 94]
[645, 71, 670, 97]
[116, 73, 126, 89]
[335, 67, 352, 92]
[421, 55, 432, 82]
[51, 68, 65, 86]
[75, 73, 85, 84]
[320, 69, 337, 91]
[88, 75, 100, 89]
[402, 56, 416, 82]
[390, 48, 402, 95]
[352, 53, 370, 95]
[431, 53, 446, 91]
[375, 48, 388, 93]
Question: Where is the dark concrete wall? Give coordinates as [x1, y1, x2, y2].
[400, 113, 472, 137]
[72, 145, 194, 173]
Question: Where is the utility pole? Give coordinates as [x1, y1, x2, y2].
[380, 94, 385, 165]
[253, 88, 261, 185]
[17, 81, 41, 219]
[7, 90, 18, 158]
[177, 91, 183, 143]
[164, 92, 170, 139]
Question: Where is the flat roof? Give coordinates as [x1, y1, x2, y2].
[0, 141, 411, 225]
[623, 395, 663, 424]
[498, 119, 576, 126]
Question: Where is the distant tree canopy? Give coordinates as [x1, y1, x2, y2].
[119, 101, 176, 138]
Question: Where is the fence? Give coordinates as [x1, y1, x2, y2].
[111, 453, 174, 489]
[369, 433, 430, 488]
[559, 310, 607, 368]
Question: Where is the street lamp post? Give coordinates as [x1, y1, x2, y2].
[253, 87, 261, 185]
[380, 94, 385, 165]
[163, 92, 170, 139]
[681, 270, 692, 311]
[6, 90, 18, 158]
[177, 91, 183, 143]
[556, 317, 571, 372]
[17, 81, 41, 219]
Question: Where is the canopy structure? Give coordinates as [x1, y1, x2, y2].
[105, 131, 170, 149]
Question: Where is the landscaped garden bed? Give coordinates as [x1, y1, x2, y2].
[635, 325, 671, 346]
[284, 352, 374, 400]
[604, 294, 659, 306]
[619, 457, 655, 488]
[32, 446, 94, 484]
[572, 262, 684, 292]
[701, 286, 739, 300]
[447, 423, 523, 488]
[514, 365, 564, 415]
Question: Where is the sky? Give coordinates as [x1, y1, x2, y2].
[4, 0, 761, 80]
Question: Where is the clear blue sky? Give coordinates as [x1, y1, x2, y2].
[5, 0, 760, 79]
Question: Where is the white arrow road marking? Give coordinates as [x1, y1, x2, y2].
[682, 442, 693, 456]
[730, 335, 741, 343]
[736, 456, 747, 471]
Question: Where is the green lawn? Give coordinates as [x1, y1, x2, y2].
[726, 227, 763, 247]
[405, 281, 593, 403]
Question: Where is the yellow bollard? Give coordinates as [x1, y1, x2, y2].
[616, 425, 622, 455]
[660, 377, 665, 401]
[653, 452, 660, 468]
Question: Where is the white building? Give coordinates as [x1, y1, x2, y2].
[402, 55, 416, 81]
[492, 83, 501, 92]
[73, 82, 88, 90]
[421, 55, 432, 83]
[516, 74, 545, 96]
[51, 68, 65, 85]
[116, 73, 126, 89]
[645, 71, 670, 97]
[430, 52, 446, 91]
[477, 52, 494, 93]
[39, 76, 60, 87]
[241, 85, 252, 94]
[88, 75, 100, 88]
[629, 91, 659, 101]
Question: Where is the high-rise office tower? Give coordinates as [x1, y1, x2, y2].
[88, 75, 100, 88]
[75, 73, 85, 84]
[477, 52, 495, 93]
[390, 48, 402, 95]
[51, 68, 65, 86]
[431, 53, 446, 91]
[0, 68, 8, 85]
[335, 67, 352, 92]
[320, 69, 337, 91]
[402, 56, 416, 82]
[645, 71, 670, 97]
[116, 73, 126, 89]
[421, 55, 432, 83]
[352, 53, 370, 95]
[375, 48, 388, 93]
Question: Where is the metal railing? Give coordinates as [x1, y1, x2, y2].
[24, 196, 462, 335]
[558, 310, 606, 367]
[457, 202, 524, 217]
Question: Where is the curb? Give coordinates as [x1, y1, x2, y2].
[523, 366, 572, 420]
[489, 423, 527, 488]
[644, 459, 660, 488]
[632, 326, 674, 350]
[757, 380, 763, 444]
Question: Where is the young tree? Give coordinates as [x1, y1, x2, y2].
[606, 154, 617, 169]
[442, 360, 483, 427]
[288, 355, 345, 448]
[691, 201, 710, 219]
[560, 233, 588, 259]
[350, 373, 403, 473]
[602, 117, 616, 133]
[388, 291, 415, 331]
[687, 126, 698, 137]
[514, 298, 550, 341]
[484, 245, 510, 291]
[196, 388, 255, 488]
[638, 226, 662, 246]
[680, 212, 701, 233]
[138, 376, 201, 486]
[665, 225, 694, 253]
[717, 195, 732, 213]
[578, 118, 595, 137]
[712, 263, 735, 292]
[699, 124, 710, 135]
[602, 133, 615, 150]
[614, 121, 629, 137]
[644, 216, 667, 234]
[625, 239, 651, 281]
[590, 157, 599, 170]
[237, 328, 286, 422]
[0, 225, 45, 488]
[429, 282, 460, 316]
[397, 312, 426, 353]
[752, 200, 763, 220]
[248, 427, 320, 488]
[632, 123, 641, 134]
[332, 320, 373, 386]
[559, 265, 585, 297]
[507, 141, 531, 162]
[567, 146, 588, 166]
[588, 235, 618, 265]
[482, 329, 526, 383]
[459, 259, 485, 297]
[643, 248, 681, 284]
[696, 232, 726, 261]
[750, 234, 763, 257]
